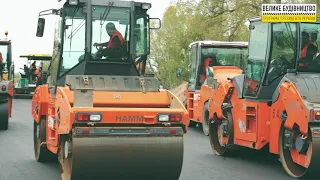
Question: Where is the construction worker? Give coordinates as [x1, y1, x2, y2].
[0, 52, 3, 80]
[23, 65, 29, 78]
[299, 30, 319, 67]
[93, 22, 125, 58]
[30, 61, 36, 82]
[300, 31, 318, 59]
[35, 67, 43, 86]
[35, 67, 40, 81]
[199, 55, 220, 84]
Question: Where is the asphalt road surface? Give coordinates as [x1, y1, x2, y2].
[0, 99, 295, 180]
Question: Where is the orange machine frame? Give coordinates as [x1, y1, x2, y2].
[207, 17, 320, 179]
[185, 41, 248, 135]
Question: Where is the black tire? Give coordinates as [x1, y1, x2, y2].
[278, 121, 309, 178]
[209, 111, 234, 156]
[0, 100, 9, 130]
[202, 102, 210, 136]
[33, 117, 57, 162]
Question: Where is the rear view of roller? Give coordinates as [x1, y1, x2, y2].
[0, 31, 14, 130]
[32, 0, 188, 179]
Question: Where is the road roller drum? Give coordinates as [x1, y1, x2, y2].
[59, 127, 184, 180]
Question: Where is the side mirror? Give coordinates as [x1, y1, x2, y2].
[149, 18, 161, 29]
[176, 67, 182, 78]
[36, 18, 46, 37]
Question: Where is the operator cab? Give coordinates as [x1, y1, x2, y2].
[240, 17, 320, 101]
[19, 54, 52, 85]
[0, 30, 13, 82]
[187, 41, 248, 91]
[36, 0, 161, 88]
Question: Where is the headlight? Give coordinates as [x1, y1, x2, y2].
[157, 114, 182, 122]
[76, 113, 102, 122]
[90, 114, 101, 121]
[69, 0, 78, 5]
[158, 114, 169, 122]
[141, 3, 151, 10]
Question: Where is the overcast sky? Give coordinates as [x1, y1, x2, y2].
[0, 0, 173, 71]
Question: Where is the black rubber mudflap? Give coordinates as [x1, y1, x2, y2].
[0, 99, 9, 130]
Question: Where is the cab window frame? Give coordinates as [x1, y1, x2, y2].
[243, 21, 270, 98]
[57, 6, 86, 79]
[263, 23, 297, 86]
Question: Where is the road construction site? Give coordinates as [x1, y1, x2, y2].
[0, 0, 319, 179]
[1, 99, 294, 180]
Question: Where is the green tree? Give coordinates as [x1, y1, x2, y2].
[149, 0, 319, 89]
[149, 0, 199, 89]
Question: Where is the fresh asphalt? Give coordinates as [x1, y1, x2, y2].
[0, 99, 295, 180]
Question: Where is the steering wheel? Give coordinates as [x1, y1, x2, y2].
[92, 43, 108, 59]
[95, 44, 107, 51]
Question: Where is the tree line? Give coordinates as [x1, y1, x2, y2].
[148, 0, 320, 89]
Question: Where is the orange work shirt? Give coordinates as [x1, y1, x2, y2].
[108, 30, 125, 48]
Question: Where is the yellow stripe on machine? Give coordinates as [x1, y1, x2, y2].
[19, 54, 52, 57]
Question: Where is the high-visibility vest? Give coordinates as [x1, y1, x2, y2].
[300, 41, 317, 58]
[200, 58, 213, 81]
[204, 58, 212, 69]
[108, 30, 125, 48]
[299, 41, 318, 66]
[35, 68, 40, 75]
[36, 70, 42, 82]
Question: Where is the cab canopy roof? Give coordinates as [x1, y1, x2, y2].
[189, 40, 248, 48]
[19, 54, 52, 61]
[0, 40, 11, 45]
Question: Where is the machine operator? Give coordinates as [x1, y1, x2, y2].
[29, 61, 37, 83]
[199, 54, 220, 84]
[93, 22, 125, 58]
[299, 30, 319, 67]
